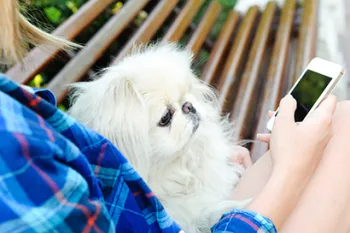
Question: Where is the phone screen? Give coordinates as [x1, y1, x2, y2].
[276, 70, 332, 122]
[291, 70, 332, 121]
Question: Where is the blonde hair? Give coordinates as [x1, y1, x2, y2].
[0, 0, 79, 64]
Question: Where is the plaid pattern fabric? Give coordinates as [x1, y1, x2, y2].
[0, 74, 276, 233]
[211, 209, 276, 233]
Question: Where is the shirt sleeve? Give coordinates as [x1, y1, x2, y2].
[21, 85, 57, 106]
[0, 82, 183, 233]
[211, 209, 277, 233]
[0, 86, 115, 232]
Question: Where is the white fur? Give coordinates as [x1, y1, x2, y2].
[69, 44, 250, 232]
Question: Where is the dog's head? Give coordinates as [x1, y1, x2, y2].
[69, 44, 220, 179]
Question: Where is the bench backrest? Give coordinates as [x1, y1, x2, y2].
[7, 0, 317, 161]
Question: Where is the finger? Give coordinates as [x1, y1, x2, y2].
[243, 154, 253, 168]
[231, 156, 243, 165]
[268, 111, 275, 118]
[274, 95, 297, 129]
[304, 95, 337, 123]
[231, 146, 251, 167]
[257, 133, 271, 143]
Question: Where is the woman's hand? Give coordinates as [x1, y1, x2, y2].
[264, 95, 336, 178]
[247, 95, 336, 230]
[231, 146, 252, 169]
[256, 111, 274, 143]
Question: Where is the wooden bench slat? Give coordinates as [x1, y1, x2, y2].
[293, 0, 317, 83]
[202, 11, 240, 84]
[186, 1, 221, 56]
[47, 0, 149, 103]
[162, 0, 204, 42]
[7, 0, 113, 84]
[230, 2, 277, 140]
[216, 7, 259, 108]
[250, 0, 297, 161]
[112, 0, 180, 64]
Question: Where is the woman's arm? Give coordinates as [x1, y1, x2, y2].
[228, 151, 305, 232]
[245, 167, 306, 230]
[227, 95, 337, 232]
[234, 150, 308, 230]
[232, 151, 273, 201]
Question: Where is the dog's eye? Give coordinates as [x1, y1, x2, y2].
[158, 111, 172, 127]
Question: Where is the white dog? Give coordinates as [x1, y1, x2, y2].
[69, 44, 251, 232]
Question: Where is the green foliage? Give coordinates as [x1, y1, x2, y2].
[44, 7, 62, 24]
[58, 104, 67, 111]
[28, 74, 45, 88]
[26, 0, 87, 27]
[217, 0, 237, 8]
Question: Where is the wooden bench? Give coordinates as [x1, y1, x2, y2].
[6, 0, 317, 161]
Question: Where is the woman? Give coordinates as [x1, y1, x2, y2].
[1, 0, 350, 232]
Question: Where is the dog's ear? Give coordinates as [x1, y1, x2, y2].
[69, 70, 151, 181]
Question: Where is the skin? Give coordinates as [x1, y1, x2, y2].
[231, 95, 350, 232]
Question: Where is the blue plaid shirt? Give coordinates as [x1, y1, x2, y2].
[0, 74, 276, 233]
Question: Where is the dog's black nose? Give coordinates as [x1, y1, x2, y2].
[182, 102, 196, 114]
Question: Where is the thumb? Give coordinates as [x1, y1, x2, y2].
[304, 95, 337, 124]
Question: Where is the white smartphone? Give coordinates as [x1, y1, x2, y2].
[267, 57, 344, 131]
